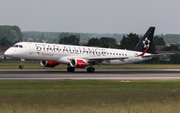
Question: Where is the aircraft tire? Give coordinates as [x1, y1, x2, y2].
[67, 67, 75, 72]
[19, 65, 24, 69]
[87, 67, 95, 73]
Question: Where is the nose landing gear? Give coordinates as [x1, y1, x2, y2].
[19, 59, 25, 69]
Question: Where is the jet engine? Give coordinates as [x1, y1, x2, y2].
[40, 61, 59, 67]
[70, 58, 87, 68]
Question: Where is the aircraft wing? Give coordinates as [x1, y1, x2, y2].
[88, 56, 128, 61]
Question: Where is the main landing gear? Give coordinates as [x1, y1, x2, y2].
[67, 67, 95, 72]
[19, 59, 25, 69]
[67, 67, 75, 72]
[87, 67, 95, 73]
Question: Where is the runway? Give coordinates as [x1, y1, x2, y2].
[1, 69, 180, 80]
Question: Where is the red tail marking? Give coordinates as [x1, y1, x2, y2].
[138, 47, 149, 56]
[37, 52, 40, 55]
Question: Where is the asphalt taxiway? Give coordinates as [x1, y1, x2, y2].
[0, 69, 180, 80]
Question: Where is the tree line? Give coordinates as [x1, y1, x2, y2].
[0, 25, 23, 45]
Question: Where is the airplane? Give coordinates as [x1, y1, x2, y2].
[4, 27, 170, 72]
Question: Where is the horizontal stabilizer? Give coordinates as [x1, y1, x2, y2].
[142, 53, 174, 58]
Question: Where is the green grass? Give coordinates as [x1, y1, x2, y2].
[1, 63, 180, 70]
[0, 80, 180, 112]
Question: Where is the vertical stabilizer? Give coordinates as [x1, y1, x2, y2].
[134, 27, 155, 52]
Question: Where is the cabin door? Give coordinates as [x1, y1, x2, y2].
[29, 43, 34, 54]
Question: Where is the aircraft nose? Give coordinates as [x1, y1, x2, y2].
[4, 49, 12, 57]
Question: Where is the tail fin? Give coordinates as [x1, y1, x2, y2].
[134, 27, 155, 52]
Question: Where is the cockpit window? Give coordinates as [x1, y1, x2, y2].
[12, 45, 23, 48]
[12, 45, 18, 47]
[19, 45, 23, 48]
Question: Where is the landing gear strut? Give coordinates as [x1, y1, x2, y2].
[87, 67, 95, 73]
[19, 59, 25, 69]
[67, 67, 75, 72]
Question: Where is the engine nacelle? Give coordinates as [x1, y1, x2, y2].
[70, 58, 87, 68]
[40, 61, 59, 67]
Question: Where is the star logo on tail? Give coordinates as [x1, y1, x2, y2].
[143, 37, 150, 48]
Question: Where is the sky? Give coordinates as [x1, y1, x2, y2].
[1, 0, 180, 34]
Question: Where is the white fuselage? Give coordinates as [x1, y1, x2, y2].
[4, 42, 152, 66]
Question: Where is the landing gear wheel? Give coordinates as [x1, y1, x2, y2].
[19, 65, 24, 69]
[87, 67, 95, 73]
[19, 59, 25, 69]
[67, 67, 75, 72]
